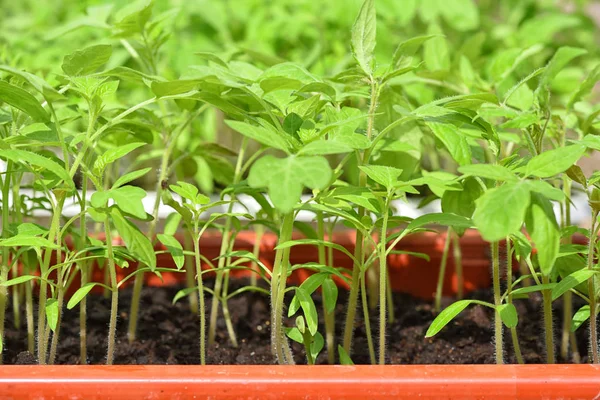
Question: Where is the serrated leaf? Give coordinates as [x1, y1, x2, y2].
[0, 149, 73, 189]
[298, 140, 353, 156]
[94, 142, 145, 175]
[225, 120, 290, 153]
[473, 182, 530, 242]
[519, 144, 586, 178]
[391, 35, 436, 66]
[62, 44, 112, 76]
[458, 164, 518, 182]
[540, 46, 587, 87]
[351, 0, 376, 75]
[359, 165, 402, 189]
[425, 121, 471, 166]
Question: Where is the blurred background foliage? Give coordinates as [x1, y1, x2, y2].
[1, 0, 599, 192]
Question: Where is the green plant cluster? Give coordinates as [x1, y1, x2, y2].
[0, 0, 599, 366]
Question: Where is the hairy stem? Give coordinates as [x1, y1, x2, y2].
[541, 274, 555, 364]
[378, 198, 391, 365]
[184, 232, 197, 313]
[360, 271, 376, 364]
[193, 226, 206, 365]
[317, 213, 335, 364]
[492, 241, 504, 364]
[250, 225, 264, 287]
[506, 238, 523, 364]
[452, 232, 464, 299]
[0, 169, 10, 364]
[104, 216, 119, 365]
[587, 211, 599, 364]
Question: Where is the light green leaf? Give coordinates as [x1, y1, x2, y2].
[540, 47, 587, 87]
[406, 212, 472, 231]
[0, 235, 58, 249]
[296, 286, 318, 336]
[0, 81, 49, 122]
[322, 277, 338, 314]
[289, 273, 327, 316]
[91, 186, 147, 220]
[458, 164, 518, 182]
[67, 283, 99, 309]
[248, 155, 332, 213]
[112, 167, 152, 189]
[298, 140, 353, 156]
[423, 24, 449, 71]
[164, 213, 182, 236]
[519, 144, 586, 178]
[151, 79, 200, 98]
[338, 345, 355, 365]
[359, 165, 402, 189]
[16, 223, 48, 236]
[46, 299, 59, 332]
[1, 275, 38, 287]
[525, 193, 560, 276]
[552, 269, 597, 301]
[276, 239, 358, 266]
[497, 304, 518, 328]
[62, 44, 112, 76]
[351, 0, 376, 75]
[426, 300, 478, 337]
[0, 149, 73, 189]
[94, 142, 145, 175]
[568, 64, 600, 108]
[425, 122, 471, 166]
[572, 305, 595, 332]
[157, 234, 184, 269]
[111, 208, 156, 270]
[391, 35, 436, 66]
[225, 120, 290, 153]
[473, 182, 530, 242]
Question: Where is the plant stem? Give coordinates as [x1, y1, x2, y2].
[506, 238, 524, 364]
[25, 280, 34, 354]
[192, 226, 206, 365]
[360, 271, 376, 364]
[491, 241, 504, 364]
[541, 274, 555, 364]
[208, 137, 247, 346]
[271, 212, 295, 364]
[434, 228, 452, 312]
[378, 198, 390, 365]
[11, 173, 23, 331]
[48, 283, 65, 365]
[250, 225, 264, 287]
[587, 211, 599, 364]
[37, 194, 66, 364]
[79, 169, 89, 364]
[104, 215, 119, 365]
[452, 232, 464, 299]
[0, 168, 11, 364]
[184, 232, 198, 313]
[343, 79, 379, 355]
[317, 212, 335, 364]
[386, 272, 395, 323]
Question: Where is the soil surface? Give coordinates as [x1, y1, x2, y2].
[3, 278, 589, 365]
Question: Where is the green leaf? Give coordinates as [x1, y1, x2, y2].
[540, 47, 587, 87]
[157, 234, 184, 269]
[568, 64, 600, 108]
[297, 141, 353, 156]
[92, 186, 147, 220]
[497, 304, 518, 328]
[62, 44, 112, 76]
[426, 299, 477, 337]
[248, 155, 332, 213]
[523, 180, 565, 202]
[351, 0, 376, 75]
[572, 305, 593, 332]
[423, 24, 449, 71]
[46, 299, 59, 332]
[17, 223, 48, 236]
[519, 144, 586, 178]
[0, 149, 73, 189]
[406, 213, 472, 231]
[359, 165, 402, 189]
[0, 65, 62, 100]
[1, 275, 38, 287]
[111, 208, 156, 270]
[322, 277, 338, 314]
[552, 269, 597, 301]
[441, 177, 483, 219]
[112, 167, 152, 189]
[225, 120, 290, 153]
[67, 283, 99, 309]
[525, 193, 560, 276]
[391, 35, 436, 66]
[510, 283, 556, 296]
[289, 273, 327, 316]
[163, 213, 182, 236]
[0, 81, 49, 122]
[296, 286, 318, 335]
[473, 182, 530, 242]
[425, 121, 471, 166]
[275, 239, 358, 266]
[565, 165, 587, 188]
[0, 235, 58, 249]
[338, 345, 355, 365]
[310, 332, 325, 362]
[94, 142, 145, 175]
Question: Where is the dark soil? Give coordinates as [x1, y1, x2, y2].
[3, 278, 589, 365]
